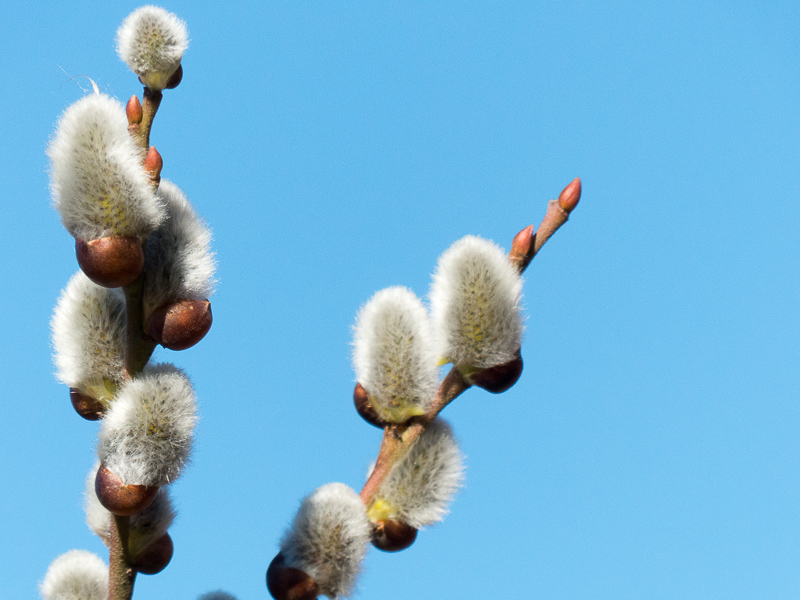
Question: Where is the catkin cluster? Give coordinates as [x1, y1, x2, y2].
[42, 7, 226, 599]
[269, 234, 525, 599]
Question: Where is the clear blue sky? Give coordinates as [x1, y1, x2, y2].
[2, 1, 798, 599]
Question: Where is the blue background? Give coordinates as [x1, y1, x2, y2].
[1, 1, 798, 599]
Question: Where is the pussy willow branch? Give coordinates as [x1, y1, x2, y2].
[107, 86, 164, 600]
[360, 177, 582, 506]
[128, 88, 162, 150]
[108, 515, 136, 600]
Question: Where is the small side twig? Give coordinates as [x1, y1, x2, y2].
[359, 178, 582, 507]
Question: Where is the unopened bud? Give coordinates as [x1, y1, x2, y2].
[144, 146, 163, 188]
[466, 351, 523, 394]
[558, 177, 582, 213]
[146, 299, 212, 351]
[509, 225, 534, 273]
[69, 388, 104, 421]
[76, 236, 144, 288]
[164, 64, 183, 89]
[266, 553, 319, 600]
[126, 95, 143, 125]
[371, 519, 417, 552]
[132, 533, 173, 575]
[353, 383, 388, 429]
[95, 465, 159, 516]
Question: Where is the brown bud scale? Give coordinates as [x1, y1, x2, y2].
[266, 553, 319, 600]
[165, 64, 183, 89]
[69, 388, 104, 420]
[132, 533, 173, 575]
[468, 351, 523, 394]
[371, 519, 417, 552]
[146, 299, 212, 351]
[95, 465, 159, 516]
[353, 383, 388, 429]
[76, 236, 144, 288]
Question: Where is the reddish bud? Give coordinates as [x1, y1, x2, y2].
[558, 177, 582, 213]
[76, 236, 144, 288]
[144, 146, 163, 187]
[69, 388, 104, 420]
[353, 383, 388, 429]
[266, 553, 319, 600]
[467, 351, 523, 394]
[126, 95, 143, 125]
[146, 299, 212, 351]
[165, 64, 183, 89]
[371, 519, 417, 552]
[132, 533, 173, 575]
[509, 225, 534, 273]
[95, 465, 159, 517]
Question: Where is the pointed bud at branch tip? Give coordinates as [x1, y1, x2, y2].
[132, 533, 173, 575]
[267, 554, 320, 600]
[126, 95, 143, 125]
[70, 388, 105, 420]
[95, 465, 159, 516]
[76, 236, 144, 288]
[558, 177, 582, 213]
[146, 299, 212, 350]
[354, 383, 389, 429]
[371, 519, 417, 552]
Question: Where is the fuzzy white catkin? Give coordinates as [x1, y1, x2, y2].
[84, 464, 175, 554]
[429, 235, 523, 369]
[281, 483, 371, 599]
[98, 364, 197, 486]
[51, 271, 126, 400]
[143, 179, 216, 316]
[371, 419, 464, 529]
[117, 6, 188, 90]
[40, 550, 108, 600]
[352, 286, 438, 423]
[48, 93, 163, 241]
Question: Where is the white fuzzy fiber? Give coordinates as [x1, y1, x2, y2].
[352, 286, 437, 423]
[48, 93, 163, 241]
[117, 6, 188, 90]
[281, 483, 371, 599]
[430, 235, 523, 369]
[98, 363, 196, 486]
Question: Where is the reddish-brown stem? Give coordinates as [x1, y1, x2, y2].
[122, 270, 157, 380]
[359, 178, 582, 507]
[128, 87, 163, 152]
[108, 515, 137, 600]
[361, 367, 470, 505]
[107, 87, 165, 600]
